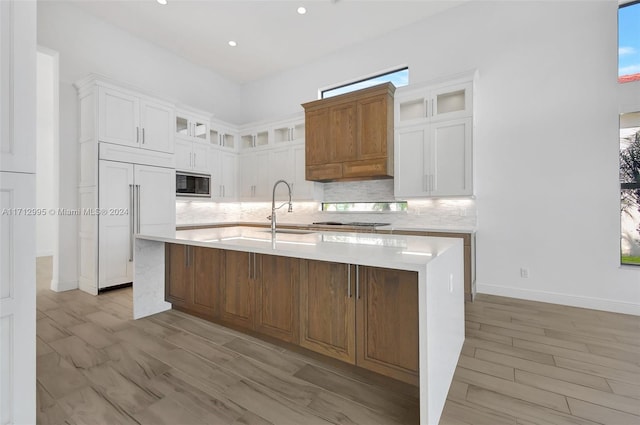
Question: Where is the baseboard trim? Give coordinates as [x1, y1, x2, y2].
[476, 283, 640, 316]
[50, 279, 78, 292]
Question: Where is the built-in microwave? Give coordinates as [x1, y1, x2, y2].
[176, 171, 211, 198]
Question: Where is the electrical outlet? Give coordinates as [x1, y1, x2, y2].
[520, 268, 529, 278]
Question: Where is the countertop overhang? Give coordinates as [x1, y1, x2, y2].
[137, 226, 461, 272]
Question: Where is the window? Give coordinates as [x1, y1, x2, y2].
[322, 201, 408, 212]
[321, 68, 408, 99]
[619, 1, 640, 83]
[620, 112, 640, 265]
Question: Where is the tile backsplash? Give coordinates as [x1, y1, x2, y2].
[177, 180, 477, 230]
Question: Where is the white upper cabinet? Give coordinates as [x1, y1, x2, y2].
[176, 110, 209, 143]
[209, 121, 236, 150]
[175, 138, 210, 173]
[395, 81, 472, 127]
[395, 118, 472, 198]
[98, 86, 174, 153]
[210, 147, 237, 200]
[272, 117, 305, 144]
[239, 150, 270, 200]
[240, 128, 270, 149]
[394, 73, 475, 198]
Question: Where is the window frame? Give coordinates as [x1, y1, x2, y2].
[320, 67, 409, 99]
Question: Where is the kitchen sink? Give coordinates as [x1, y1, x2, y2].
[260, 229, 315, 235]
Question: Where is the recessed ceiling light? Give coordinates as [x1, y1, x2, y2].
[228, 40, 237, 47]
[297, 6, 307, 15]
[156, 0, 167, 5]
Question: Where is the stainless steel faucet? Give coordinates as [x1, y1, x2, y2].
[268, 180, 293, 234]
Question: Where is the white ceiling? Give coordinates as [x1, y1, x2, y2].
[68, 0, 465, 84]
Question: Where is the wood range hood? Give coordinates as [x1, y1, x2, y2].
[302, 82, 395, 182]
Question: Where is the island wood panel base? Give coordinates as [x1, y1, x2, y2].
[165, 244, 419, 386]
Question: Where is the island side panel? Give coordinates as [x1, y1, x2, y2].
[133, 238, 171, 319]
[420, 239, 465, 425]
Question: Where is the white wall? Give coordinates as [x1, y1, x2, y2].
[36, 51, 55, 257]
[242, 1, 640, 314]
[37, 1, 242, 123]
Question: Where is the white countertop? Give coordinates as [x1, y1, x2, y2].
[138, 226, 461, 272]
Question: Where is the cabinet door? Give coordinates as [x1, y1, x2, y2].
[221, 250, 254, 329]
[299, 260, 355, 363]
[238, 153, 256, 199]
[191, 142, 210, 173]
[99, 87, 140, 148]
[269, 148, 293, 189]
[292, 144, 318, 200]
[356, 266, 419, 386]
[191, 247, 221, 319]
[431, 82, 472, 122]
[220, 151, 237, 200]
[394, 125, 429, 198]
[255, 255, 299, 343]
[135, 164, 175, 238]
[304, 108, 330, 166]
[357, 94, 390, 159]
[140, 100, 174, 153]
[330, 102, 357, 162]
[165, 243, 191, 307]
[98, 160, 134, 289]
[429, 118, 472, 197]
[175, 140, 193, 171]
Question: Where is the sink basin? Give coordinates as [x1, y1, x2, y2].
[260, 229, 315, 235]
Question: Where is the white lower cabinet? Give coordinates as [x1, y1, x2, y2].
[98, 160, 175, 290]
[395, 118, 472, 197]
[175, 139, 210, 173]
[210, 147, 237, 200]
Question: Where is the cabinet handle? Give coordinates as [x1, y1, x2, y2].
[142, 128, 145, 144]
[129, 184, 134, 262]
[430, 174, 434, 192]
[194, 153, 197, 168]
[136, 184, 141, 233]
[347, 265, 352, 298]
[356, 265, 360, 299]
[248, 252, 251, 279]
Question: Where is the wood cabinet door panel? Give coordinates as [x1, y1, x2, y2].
[305, 163, 342, 181]
[165, 244, 191, 307]
[357, 266, 419, 385]
[192, 247, 221, 318]
[330, 103, 357, 162]
[342, 158, 389, 179]
[255, 255, 299, 343]
[304, 108, 330, 166]
[300, 261, 355, 363]
[357, 95, 389, 159]
[221, 250, 254, 329]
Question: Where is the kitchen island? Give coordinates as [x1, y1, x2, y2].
[134, 226, 464, 425]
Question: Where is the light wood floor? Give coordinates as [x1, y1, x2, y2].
[36, 257, 640, 424]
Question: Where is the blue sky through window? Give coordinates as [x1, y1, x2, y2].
[619, 2, 640, 79]
[322, 68, 408, 98]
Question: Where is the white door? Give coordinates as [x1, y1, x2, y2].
[98, 160, 134, 289]
[0, 172, 36, 425]
[98, 87, 140, 148]
[0, 2, 37, 423]
[135, 164, 175, 238]
[430, 118, 472, 196]
[395, 125, 429, 197]
[140, 99, 174, 154]
[0, 1, 36, 174]
[254, 150, 271, 199]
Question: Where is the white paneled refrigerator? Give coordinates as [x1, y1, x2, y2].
[98, 160, 175, 290]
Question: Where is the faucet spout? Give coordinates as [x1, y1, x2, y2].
[271, 180, 293, 234]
